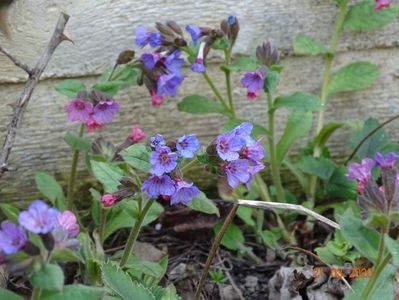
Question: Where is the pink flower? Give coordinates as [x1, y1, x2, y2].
[64, 99, 93, 123]
[375, 0, 390, 11]
[150, 90, 164, 106]
[56, 211, 80, 238]
[85, 117, 103, 132]
[101, 194, 118, 207]
[129, 127, 147, 143]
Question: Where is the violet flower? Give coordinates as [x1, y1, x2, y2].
[375, 152, 399, 169]
[150, 134, 166, 148]
[347, 158, 375, 194]
[92, 100, 120, 124]
[64, 99, 93, 123]
[135, 25, 161, 48]
[0, 221, 27, 255]
[241, 139, 265, 161]
[157, 74, 183, 98]
[141, 52, 162, 69]
[191, 42, 206, 73]
[150, 146, 178, 175]
[241, 69, 265, 100]
[176, 134, 200, 158]
[170, 180, 200, 205]
[224, 159, 253, 188]
[186, 25, 201, 45]
[375, 0, 390, 11]
[18, 200, 58, 234]
[216, 131, 245, 161]
[56, 211, 80, 238]
[142, 175, 176, 199]
[164, 50, 185, 77]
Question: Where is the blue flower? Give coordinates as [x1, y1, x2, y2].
[165, 50, 185, 77]
[150, 146, 178, 175]
[227, 15, 237, 26]
[176, 134, 200, 158]
[241, 139, 265, 161]
[18, 200, 59, 234]
[216, 131, 245, 161]
[150, 134, 165, 148]
[141, 52, 162, 69]
[375, 152, 399, 169]
[224, 159, 252, 188]
[0, 221, 27, 255]
[135, 26, 161, 48]
[170, 180, 200, 205]
[157, 74, 183, 98]
[185, 25, 201, 45]
[191, 42, 206, 73]
[142, 175, 176, 199]
[241, 69, 265, 100]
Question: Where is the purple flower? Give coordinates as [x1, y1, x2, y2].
[164, 50, 185, 77]
[185, 25, 201, 44]
[170, 180, 200, 205]
[241, 69, 265, 100]
[375, 152, 399, 169]
[224, 159, 253, 188]
[191, 42, 206, 73]
[157, 74, 183, 98]
[92, 100, 120, 124]
[0, 221, 27, 255]
[176, 134, 200, 158]
[232, 122, 253, 143]
[18, 200, 58, 234]
[347, 158, 375, 182]
[142, 175, 176, 199]
[150, 146, 178, 175]
[150, 134, 165, 148]
[56, 211, 80, 238]
[64, 99, 93, 123]
[216, 131, 245, 161]
[375, 0, 390, 11]
[141, 52, 162, 69]
[135, 25, 161, 48]
[241, 139, 265, 161]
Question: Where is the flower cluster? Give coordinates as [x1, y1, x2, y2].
[141, 134, 201, 205]
[375, 0, 390, 11]
[0, 200, 80, 259]
[214, 122, 265, 188]
[241, 41, 279, 100]
[347, 152, 399, 217]
[65, 90, 120, 132]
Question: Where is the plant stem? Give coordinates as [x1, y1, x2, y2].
[223, 49, 235, 116]
[308, 1, 348, 205]
[266, 92, 285, 203]
[202, 72, 231, 114]
[66, 124, 85, 211]
[194, 204, 238, 300]
[31, 287, 42, 300]
[119, 199, 154, 267]
[181, 157, 199, 174]
[98, 208, 107, 243]
[362, 253, 391, 299]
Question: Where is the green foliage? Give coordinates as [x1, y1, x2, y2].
[276, 111, 313, 164]
[327, 62, 379, 97]
[187, 192, 220, 216]
[312, 121, 345, 150]
[325, 166, 358, 200]
[0, 288, 23, 300]
[344, 0, 399, 31]
[30, 264, 65, 291]
[227, 55, 260, 72]
[35, 172, 66, 209]
[209, 269, 226, 284]
[214, 223, 245, 251]
[41, 285, 105, 300]
[91, 161, 124, 193]
[297, 156, 336, 181]
[237, 206, 255, 227]
[125, 255, 168, 286]
[64, 132, 91, 151]
[293, 34, 328, 56]
[0, 203, 19, 223]
[100, 65, 139, 89]
[55, 80, 85, 98]
[384, 234, 399, 266]
[273, 92, 321, 112]
[261, 230, 280, 249]
[178, 95, 230, 116]
[121, 144, 152, 173]
[263, 69, 280, 93]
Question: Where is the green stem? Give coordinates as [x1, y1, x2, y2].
[266, 92, 285, 203]
[181, 157, 199, 174]
[362, 253, 391, 299]
[202, 72, 231, 114]
[66, 124, 85, 211]
[98, 208, 107, 243]
[31, 287, 42, 300]
[223, 49, 235, 116]
[309, 1, 348, 205]
[119, 199, 154, 267]
[194, 204, 238, 300]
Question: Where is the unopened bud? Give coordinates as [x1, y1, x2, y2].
[256, 40, 280, 66]
[156, 22, 174, 35]
[117, 50, 135, 65]
[166, 20, 183, 35]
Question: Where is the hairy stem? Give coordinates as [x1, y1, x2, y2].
[194, 204, 239, 300]
[308, 1, 348, 205]
[202, 72, 231, 114]
[119, 199, 153, 267]
[223, 49, 235, 116]
[31, 287, 42, 300]
[66, 124, 84, 211]
[98, 208, 107, 243]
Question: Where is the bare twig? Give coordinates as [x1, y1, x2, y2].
[237, 199, 340, 230]
[0, 12, 70, 176]
[216, 253, 245, 300]
[0, 45, 33, 74]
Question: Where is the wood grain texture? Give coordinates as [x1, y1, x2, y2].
[0, 0, 398, 203]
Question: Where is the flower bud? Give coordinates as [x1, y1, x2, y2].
[166, 20, 183, 35]
[129, 127, 147, 143]
[156, 22, 174, 36]
[116, 50, 135, 65]
[220, 16, 239, 46]
[101, 194, 118, 207]
[256, 40, 280, 66]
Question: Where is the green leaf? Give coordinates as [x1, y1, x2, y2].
[90, 161, 124, 193]
[100, 65, 139, 90]
[273, 92, 321, 112]
[237, 206, 255, 227]
[51, 248, 82, 263]
[121, 144, 151, 173]
[178, 95, 230, 116]
[327, 62, 379, 97]
[325, 166, 358, 200]
[41, 285, 105, 300]
[221, 119, 269, 138]
[101, 262, 155, 300]
[264, 69, 280, 93]
[55, 80, 85, 98]
[313, 122, 344, 149]
[337, 210, 379, 262]
[297, 156, 336, 181]
[293, 34, 328, 56]
[227, 55, 260, 72]
[92, 81, 121, 97]
[30, 264, 65, 291]
[0, 203, 19, 223]
[276, 111, 313, 164]
[351, 118, 388, 160]
[214, 223, 244, 251]
[35, 172, 66, 209]
[261, 230, 279, 249]
[344, 0, 399, 31]
[187, 192, 219, 216]
[0, 288, 23, 300]
[64, 132, 91, 151]
[384, 234, 399, 266]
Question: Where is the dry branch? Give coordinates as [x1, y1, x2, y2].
[0, 12, 70, 176]
[237, 199, 340, 230]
